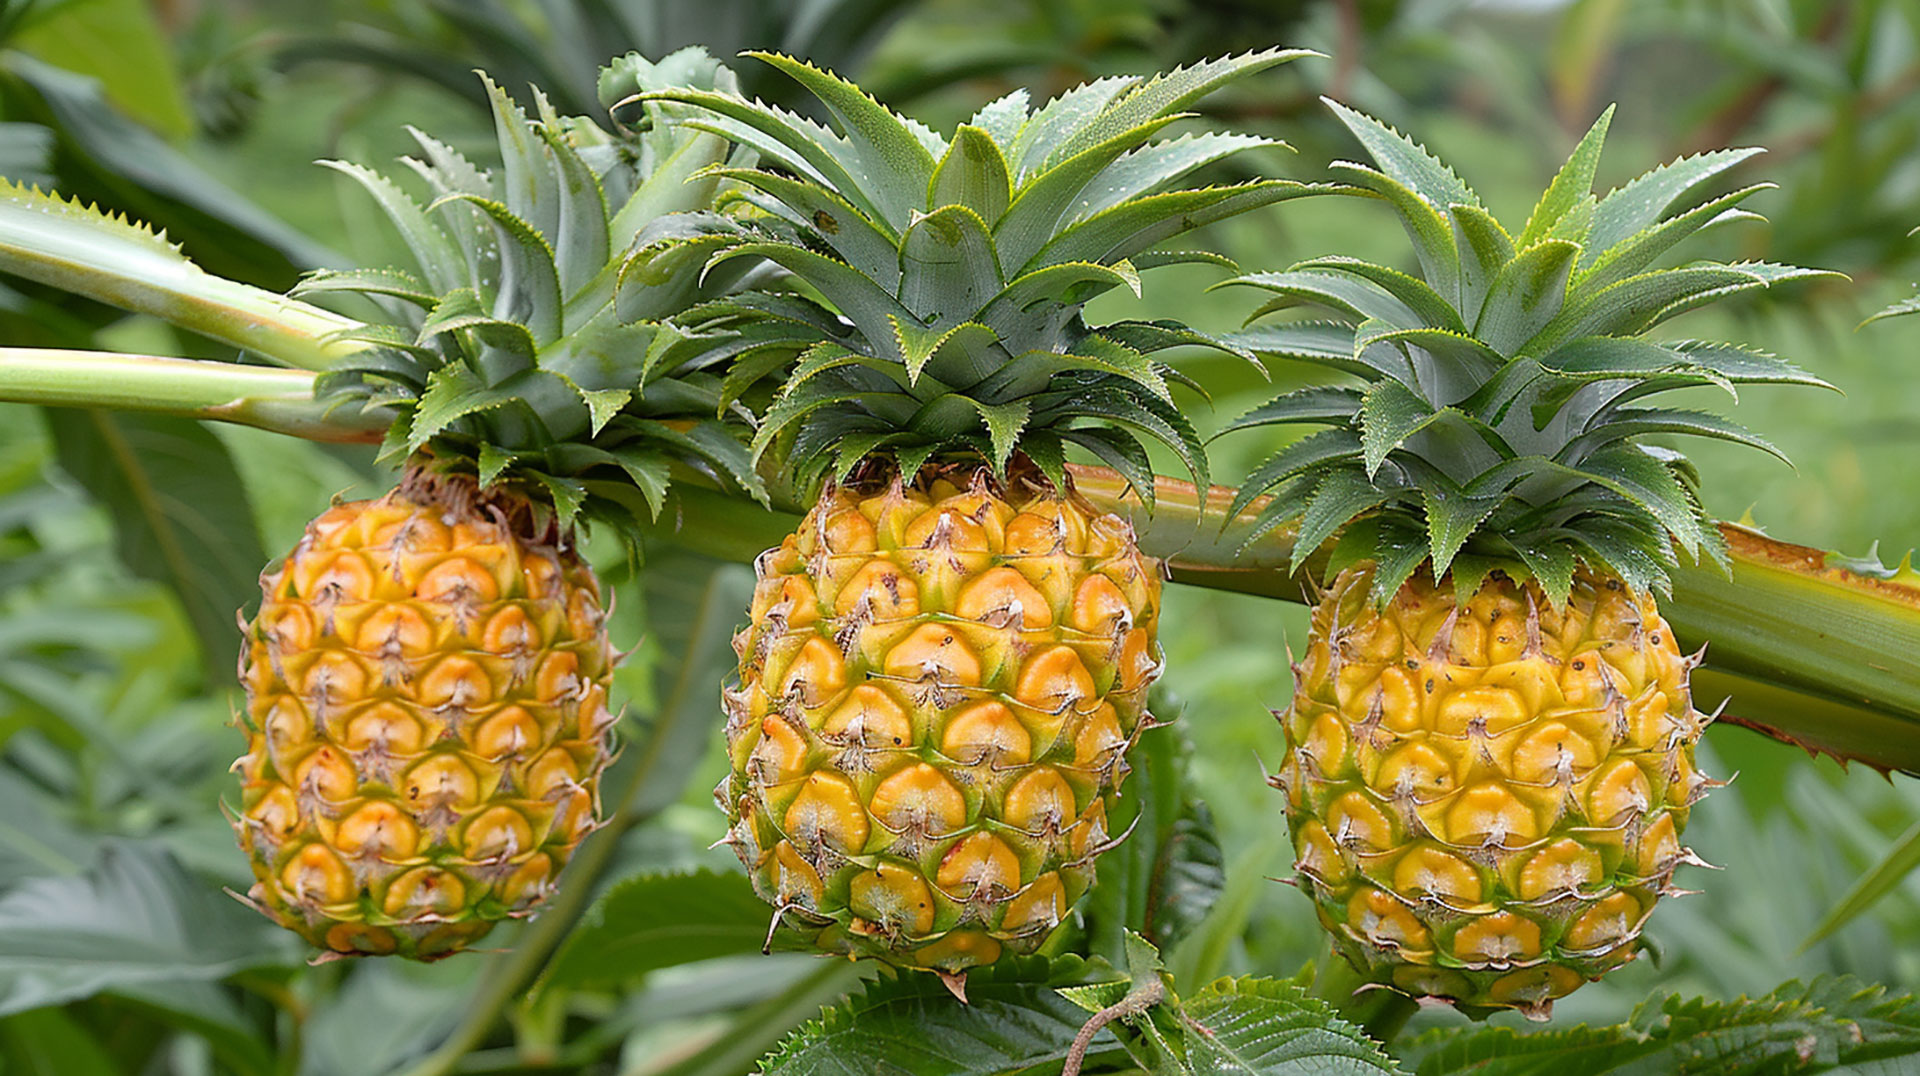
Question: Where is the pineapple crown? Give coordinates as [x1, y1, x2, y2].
[308, 48, 773, 541]
[636, 49, 1318, 503]
[1218, 101, 1838, 606]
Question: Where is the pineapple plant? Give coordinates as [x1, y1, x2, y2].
[1225, 103, 1835, 1015]
[229, 50, 769, 959]
[640, 49, 1313, 976]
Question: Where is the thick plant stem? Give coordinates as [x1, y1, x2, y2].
[0, 349, 386, 441]
[0, 185, 363, 370]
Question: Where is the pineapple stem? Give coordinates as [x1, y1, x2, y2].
[0, 348, 387, 442]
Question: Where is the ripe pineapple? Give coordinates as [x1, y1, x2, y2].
[1224, 104, 1834, 1015]
[232, 51, 767, 959]
[647, 50, 1312, 974]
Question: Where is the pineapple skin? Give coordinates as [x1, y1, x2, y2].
[721, 471, 1162, 973]
[1276, 566, 1711, 1016]
[233, 475, 615, 959]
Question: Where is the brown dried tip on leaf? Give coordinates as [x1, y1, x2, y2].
[937, 969, 969, 1004]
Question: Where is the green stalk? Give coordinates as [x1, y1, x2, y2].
[0, 183, 364, 370]
[0, 349, 387, 442]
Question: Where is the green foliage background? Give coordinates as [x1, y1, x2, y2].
[1, 0, 1919, 1072]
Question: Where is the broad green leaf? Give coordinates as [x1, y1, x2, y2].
[0, 842, 288, 1017]
[13, 0, 193, 139]
[1402, 977, 1920, 1076]
[1805, 819, 1920, 950]
[1178, 977, 1397, 1074]
[760, 959, 1116, 1076]
[542, 871, 770, 991]
[42, 409, 264, 684]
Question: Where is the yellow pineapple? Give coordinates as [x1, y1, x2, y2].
[1274, 567, 1707, 1012]
[725, 470, 1160, 972]
[650, 50, 1312, 973]
[1221, 104, 1832, 1013]
[236, 471, 612, 958]
[228, 52, 766, 958]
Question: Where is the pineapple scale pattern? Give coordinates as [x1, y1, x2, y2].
[1275, 568, 1716, 1015]
[234, 476, 616, 959]
[721, 473, 1162, 972]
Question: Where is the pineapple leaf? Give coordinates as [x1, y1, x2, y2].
[713, 166, 900, 283]
[929, 125, 1013, 222]
[532, 122, 612, 300]
[1031, 180, 1313, 275]
[1223, 321, 1386, 380]
[292, 267, 436, 307]
[321, 159, 468, 296]
[711, 241, 912, 363]
[1518, 105, 1612, 249]
[995, 114, 1186, 272]
[1583, 146, 1766, 266]
[893, 319, 995, 387]
[1054, 48, 1312, 164]
[760, 957, 1111, 1076]
[1063, 427, 1158, 508]
[483, 76, 563, 244]
[1572, 447, 1712, 559]
[1233, 268, 1423, 329]
[1507, 534, 1578, 608]
[983, 261, 1139, 332]
[1328, 162, 1461, 307]
[1449, 204, 1515, 327]
[1576, 184, 1774, 293]
[1323, 97, 1480, 212]
[1294, 256, 1465, 332]
[1293, 468, 1390, 572]
[899, 204, 1002, 328]
[965, 398, 1030, 469]
[1010, 76, 1139, 179]
[1564, 408, 1789, 467]
[1424, 486, 1503, 582]
[1474, 238, 1580, 356]
[968, 88, 1031, 148]
[1359, 378, 1440, 475]
[747, 51, 942, 229]
[1670, 340, 1833, 389]
[1074, 132, 1284, 225]
[1216, 385, 1366, 436]
[1226, 428, 1364, 522]
[430, 193, 564, 342]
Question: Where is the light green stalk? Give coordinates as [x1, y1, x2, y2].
[0, 183, 364, 370]
[0, 349, 385, 442]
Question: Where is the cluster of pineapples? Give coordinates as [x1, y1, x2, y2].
[0, 34, 1830, 1018]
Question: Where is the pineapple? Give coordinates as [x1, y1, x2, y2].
[645, 50, 1313, 975]
[232, 50, 767, 959]
[1225, 103, 1834, 1015]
